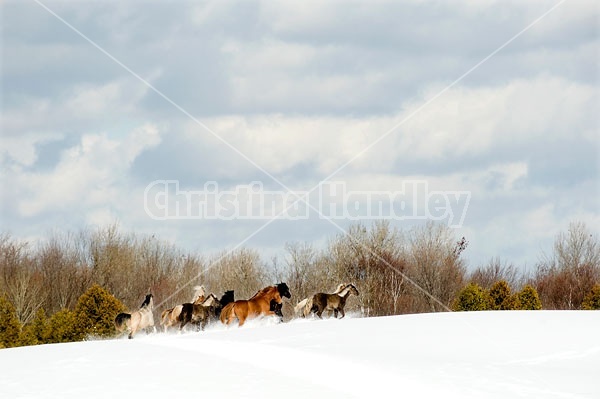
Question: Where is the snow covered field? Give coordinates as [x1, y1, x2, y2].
[1, 311, 598, 398]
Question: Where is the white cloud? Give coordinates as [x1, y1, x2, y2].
[0, 132, 63, 168]
[2, 0, 597, 268]
[397, 75, 597, 161]
[179, 74, 595, 181]
[16, 124, 161, 217]
[1, 78, 150, 139]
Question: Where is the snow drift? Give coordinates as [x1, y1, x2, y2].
[0, 311, 598, 398]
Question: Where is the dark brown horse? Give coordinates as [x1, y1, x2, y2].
[220, 283, 291, 327]
[270, 299, 283, 322]
[160, 286, 206, 332]
[215, 290, 234, 318]
[178, 290, 235, 331]
[310, 283, 359, 319]
[177, 294, 219, 331]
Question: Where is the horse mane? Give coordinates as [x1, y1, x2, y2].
[249, 285, 276, 300]
[140, 294, 153, 308]
[201, 293, 219, 307]
[333, 283, 347, 294]
[337, 283, 357, 298]
[276, 282, 290, 297]
[193, 285, 205, 299]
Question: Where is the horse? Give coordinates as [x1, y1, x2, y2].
[114, 294, 156, 339]
[220, 283, 291, 327]
[160, 286, 206, 332]
[309, 283, 359, 319]
[215, 290, 234, 318]
[177, 293, 222, 331]
[294, 283, 347, 318]
[270, 299, 283, 322]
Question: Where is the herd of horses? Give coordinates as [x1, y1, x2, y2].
[114, 282, 359, 339]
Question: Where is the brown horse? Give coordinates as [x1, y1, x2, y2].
[160, 286, 206, 332]
[220, 283, 291, 327]
[177, 293, 221, 331]
[114, 294, 155, 339]
[294, 283, 346, 318]
[309, 283, 359, 319]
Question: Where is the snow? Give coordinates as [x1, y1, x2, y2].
[1, 311, 598, 398]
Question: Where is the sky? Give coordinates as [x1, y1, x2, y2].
[1, 0, 598, 270]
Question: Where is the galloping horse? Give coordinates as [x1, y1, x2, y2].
[165, 289, 235, 332]
[294, 283, 346, 318]
[160, 286, 205, 332]
[178, 293, 221, 331]
[215, 290, 234, 318]
[114, 294, 155, 339]
[309, 283, 359, 319]
[220, 283, 291, 327]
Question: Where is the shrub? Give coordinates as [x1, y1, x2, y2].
[0, 294, 21, 348]
[488, 280, 514, 310]
[453, 283, 488, 311]
[514, 285, 542, 310]
[19, 308, 49, 346]
[582, 284, 600, 310]
[74, 284, 126, 338]
[46, 309, 80, 343]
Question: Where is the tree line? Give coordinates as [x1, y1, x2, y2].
[1, 220, 599, 348]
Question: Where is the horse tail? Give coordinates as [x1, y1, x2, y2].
[160, 308, 172, 325]
[294, 298, 308, 315]
[114, 312, 131, 331]
[220, 302, 235, 324]
[303, 297, 314, 318]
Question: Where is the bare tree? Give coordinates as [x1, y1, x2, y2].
[205, 248, 268, 300]
[39, 233, 91, 314]
[407, 222, 466, 312]
[283, 242, 321, 302]
[0, 235, 45, 324]
[533, 222, 600, 309]
[470, 257, 522, 290]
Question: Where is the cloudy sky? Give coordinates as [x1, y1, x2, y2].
[1, 0, 598, 270]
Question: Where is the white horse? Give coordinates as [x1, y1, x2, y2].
[114, 294, 156, 339]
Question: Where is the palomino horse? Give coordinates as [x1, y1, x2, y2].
[309, 283, 359, 319]
[294, 283, 346, 318]
[114, 294, 155, 339]
[160, 286, 206, 332]
[220, 283, 291, 327]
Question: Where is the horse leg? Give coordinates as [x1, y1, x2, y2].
[226, 308, 237, 326]
[315, 306, 324, 319]
[339, 307, 345, 319]
[128, 325, 135, 339]
[333, 308, 339, 318]
[237, 314, 246, 327]
[128, 318, 139, 339]
[180, 319, 188, 332]
[310, 303, 319, 318]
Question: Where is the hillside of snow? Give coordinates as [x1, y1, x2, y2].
[1, 311, 598, 398]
